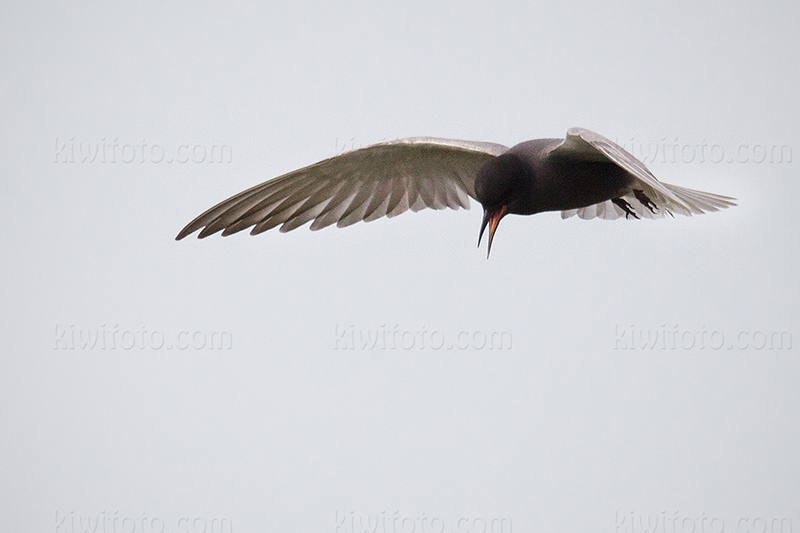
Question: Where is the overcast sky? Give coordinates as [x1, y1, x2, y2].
[2, 1, 798, 532]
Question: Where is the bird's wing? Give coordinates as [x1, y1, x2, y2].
[549, 127, 736, 219]
[176, 137, 508, 239]
[561, 183, 737, 220]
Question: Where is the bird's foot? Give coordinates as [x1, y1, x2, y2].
[633, 190, 658, 214]
[612, 198, 640, 219]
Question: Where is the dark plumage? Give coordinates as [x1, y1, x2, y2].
[177, 128, 736, 256]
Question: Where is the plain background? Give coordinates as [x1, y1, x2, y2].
[2, 1, 798, 532]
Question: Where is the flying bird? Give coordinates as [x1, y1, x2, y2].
[176, 127, 736, 256]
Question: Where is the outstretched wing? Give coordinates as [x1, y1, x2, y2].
[176, 137, 508, 239]
[550, 128, 736, 220]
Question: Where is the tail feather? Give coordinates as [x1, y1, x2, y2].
[663, 183, 737, 214]
[561, 183, 736, 221]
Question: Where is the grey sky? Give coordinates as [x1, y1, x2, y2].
[2, 1, 798, 532]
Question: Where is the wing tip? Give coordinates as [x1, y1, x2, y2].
[175, 226, 196, 240]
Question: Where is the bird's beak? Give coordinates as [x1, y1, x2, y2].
[478, 205, 508, 258]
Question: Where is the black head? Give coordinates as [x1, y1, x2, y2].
[474, 153, 532, 257]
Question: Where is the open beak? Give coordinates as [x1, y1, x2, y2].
[478, 205, 508, 258]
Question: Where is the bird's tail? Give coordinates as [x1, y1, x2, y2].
[662, 183, 737, 215]
[561, 183, 736, 220]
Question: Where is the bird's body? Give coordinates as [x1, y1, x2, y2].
[177, 128, 736, 256]
[490, 139, 633, 214]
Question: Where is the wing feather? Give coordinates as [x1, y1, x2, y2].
[177, 138, 508, 239]
[551, 128, 736, 221]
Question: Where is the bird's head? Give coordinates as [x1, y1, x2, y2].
[474, 153, 531, 257]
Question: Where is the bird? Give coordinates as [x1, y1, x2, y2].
[176, 127, 736, 256]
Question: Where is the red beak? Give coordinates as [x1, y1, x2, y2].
[478, 205, 508, 258]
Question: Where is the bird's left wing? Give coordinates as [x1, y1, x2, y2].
[176, 137, 508, 239]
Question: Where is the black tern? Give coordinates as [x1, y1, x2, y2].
[177, 128, 736, 256]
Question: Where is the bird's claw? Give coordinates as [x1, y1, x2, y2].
[612, 198, 640, 219]
[633, 190, 658, 214]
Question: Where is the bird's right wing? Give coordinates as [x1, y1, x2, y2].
[550, 128, 736, 219]
[176, 137, 508, 239]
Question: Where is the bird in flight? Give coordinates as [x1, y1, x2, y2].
[176, 127, 736, 256]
